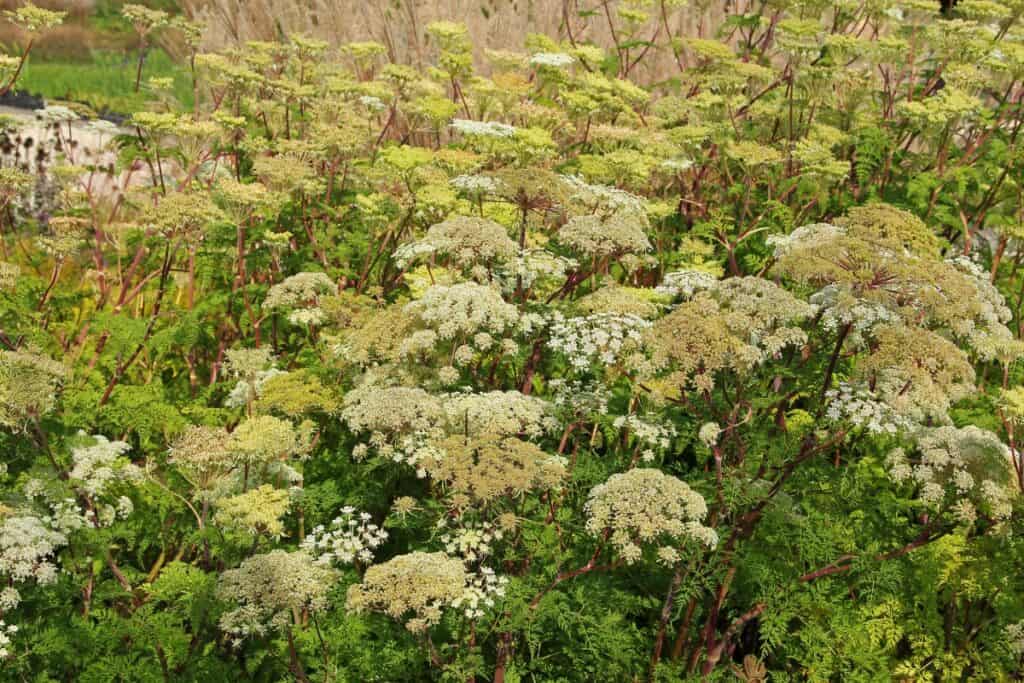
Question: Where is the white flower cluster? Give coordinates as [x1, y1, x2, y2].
[46, 497, 89, 533]
[89, 498, 133, 528]
[946, 257, 1003, 317]
[87, 119, 120, 136]
[225, 367, 285, 408]
[529, 52, 575, 68]
[660, 158, 694, 172]
[218, 550, 335, 642]
[405, 282, 521, 340]
[418, 520, 513, 620]
[225, 347, 274, 378]
[287, 308, 326, 326]
[0, 621, 17, 659]
[612, 414, 676, 461]
[824, 382, 912, 435]
[547, 312, 650, 371]
[341, 383, 445, 466]
[557, 214, 651, 257]
[440, 519, 503, 563]
[945, 256, 1017, 360]
[345, 551, 467, 632]
[450, 174, 503, 196]
[346, 550, 508, 630]
[450, 119, 516, 138]
[401, 216, 517, 270]
[585, 468, 717, 565]
[707, 277, 815, 351]
[656, 269, 718, 299]
[557, 176, 651, 259]
[1006, 620, 1024, 656]
[0, 515, 67, 598]
[441, 390, 557, 439]
[22, 484, 131, 534]
[0, 262, 19, 291]
[766, 223, 845, 259]
[302, 507, 389, 566]
[0, 587, 19, 610]
[698, 422, 721, 448]
[438, 365, 461, 385]
[264, 272, 337, 327]
[392, 241, 438, 269]
[548, 378, 610, 418]
[494, 249, 575, 294]
[452, 567, 508, 618]
[358, 95, 386, 111]
[68, 434, 141, 497]
[810, 285, 896, 346]
[886, 426, 1015, 523]
[561, 175, 648, 222]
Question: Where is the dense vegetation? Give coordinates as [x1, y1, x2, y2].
[1, 0, 1024, 680]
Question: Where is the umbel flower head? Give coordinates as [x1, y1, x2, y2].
[855, 325, 975, 424]
[4, 3, 66, 35]
[656, 269, 719, 300]
[547, 312, 650, 372]
[637, 295, 764, 395]
[67, 434, 140, 498]
[634, 274, 811, 389]
[585, 468, 717, 565]
[225, 347, 275, 381]
[702, 277, 815, 349]
[0, 347, 66, 428]
[217, 550, 335, 641]
[214, 485, 291, 538]
[263, 272, 338, 311]
[226, 415, 313, 479]
[394, 216, 517, 270]
[121, 3, 169, 34]
[340, 381, 446, 464]
[168, 425, 239, 497]
[561, 175, 649, 225]
[450, 119, 517, 139]
[440, 390, 556, 439]
[770, 206, 1017, 358]
[557, 214, 651, 258]
[301, 507, 389, 566]
[346, 551, 468, 633]
[574, 283, 663, 319]
[0, 514, 67, 594]
[0, 620, 17, 659]
[824, 382, 913, 436]
[252, 370, 340, 417]
[420, 433, 566, 504]
[999, 386, 1024, 425]
[886, 425, 1017, 524]
[404, 282, 521, 340]
[0, 262, 19, 291]
[214, 178, 286, 221]
[530, 52, 575, 68]
[141, 191, 224, 240]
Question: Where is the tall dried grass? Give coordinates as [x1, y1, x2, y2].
[182, 0, 722, 83]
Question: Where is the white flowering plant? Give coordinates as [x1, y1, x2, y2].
[1, 4, 1024, 681]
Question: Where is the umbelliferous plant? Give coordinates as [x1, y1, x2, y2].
[1, 2, 1024, 681]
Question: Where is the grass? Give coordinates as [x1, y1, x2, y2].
[16, 48, 193, 117]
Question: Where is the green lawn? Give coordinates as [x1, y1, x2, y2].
[17, 48, 193, 117]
